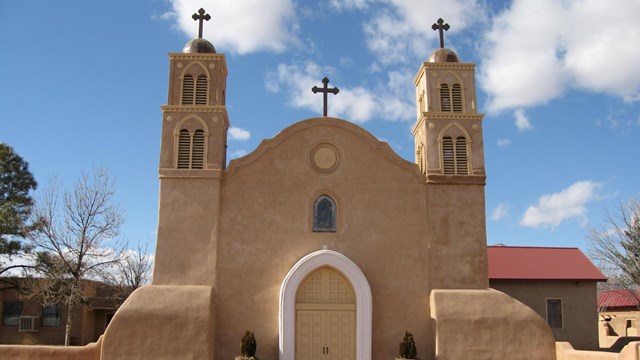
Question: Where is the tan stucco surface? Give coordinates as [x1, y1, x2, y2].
[0, 337, 102, 360]
[215, 118, 433, 360]
[431, 289, 557, 360]
[556, 341, 640, 360]
[491, 280, 600, 350]
[100, 285, 215, 360]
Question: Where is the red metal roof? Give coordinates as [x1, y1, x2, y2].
[487, 246, 607, 281]
[598, 289, 640, 309]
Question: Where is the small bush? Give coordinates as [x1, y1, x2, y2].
[240, 330, 257, 358]
[398, 331, 417, 359]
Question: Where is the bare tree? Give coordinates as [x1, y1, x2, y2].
[589, 197, 640, 289]
[99, 241, 153, 308]
[26, 168, 125, 346]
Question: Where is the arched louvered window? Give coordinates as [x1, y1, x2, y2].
[182, 75, 194, 105]
[177, 129, 191, 169]
[195, 75, 208, 105]
[313, 195, 336, 232]
[191, 130, 205, 169]
[442, 136, 455, 174]
[416, 143, 425, 174]
[452, 84, 462, 112]
[442, 135, 469, 175]
[177, 128, 206, 169]
[440, 84, 451, 112]
[455, 136, 468, 175]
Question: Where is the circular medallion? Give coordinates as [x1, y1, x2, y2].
[310, 143, 340, 173]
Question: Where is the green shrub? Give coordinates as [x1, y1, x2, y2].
[240, 330, 257, 358]
[398, 331, 417, 359]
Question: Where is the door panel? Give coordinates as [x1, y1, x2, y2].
[296, 268, 355, 360]
[326, 311, 354, 360]
[297, 311, 324, 360]
[296, 310, 354, 360]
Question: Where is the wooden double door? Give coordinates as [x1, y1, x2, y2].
[295, 267, 356, 360]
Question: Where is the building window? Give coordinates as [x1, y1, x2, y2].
[455, 136, 468, 175]
[181, 74, 194, 105]
[181, 74, 208, 105]
[546, 299, 563, 329]
[452, 84, 462, 112]
[42, 303, 62, 327]
[313, 195, 336, 232]
[191, 130, 205, 169]
[195, 75, 208, 105]
[440, 84, 451, 112]
[440, 83, 463, 112]
[442, 135, 468, 175]
[416, 143, 425, 174]
[177, 128, 206, 169]
[2, 301, 23, 326]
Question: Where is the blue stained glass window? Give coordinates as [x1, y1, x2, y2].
[313, 195, 336, 232]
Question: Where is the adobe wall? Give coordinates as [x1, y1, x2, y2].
[153, 175, 221, 286]
[0, 336, 102, 360]
[427, 182, 488, 290]
[215, 118, 433, 360]
[491, 280, 600, 350]
[431, 289, 557, 360]
[556, 341, 640, 360]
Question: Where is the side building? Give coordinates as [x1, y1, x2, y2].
[488, 246, 607, 350]
[598, 289, 640, 350]
[0, 279, 118, 346]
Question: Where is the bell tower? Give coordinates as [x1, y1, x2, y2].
[414, 19, 488, 289]
[154, 8, 228, 286]
[412, 18, 485, 180]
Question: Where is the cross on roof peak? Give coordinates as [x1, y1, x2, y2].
[431, 18, 450, 49]
[192, 8, 211, 39]
[311, 77, 340, 117]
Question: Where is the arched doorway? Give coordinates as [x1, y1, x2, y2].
[279, 250, 372, 360]
[296, 267, 355, 360]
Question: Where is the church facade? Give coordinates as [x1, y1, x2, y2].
[95, 16, 558, 360]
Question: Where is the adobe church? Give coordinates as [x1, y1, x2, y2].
[0, 11, 564, 360]
[96, 12, 559, 360]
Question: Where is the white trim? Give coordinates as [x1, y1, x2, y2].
[279, 250, 372, 360]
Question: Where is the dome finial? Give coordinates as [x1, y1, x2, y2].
[192, 8, 211, 39]
[431, 18, 450, 49]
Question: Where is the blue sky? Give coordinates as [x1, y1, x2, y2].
[1, 0, 639, 256]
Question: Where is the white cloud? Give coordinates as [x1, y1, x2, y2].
[0, 253, 34, 277]
[497, 139, 511, 147]
[480, 0, 640, 113]
[266, 62, 413, 122]
[599, 109, 640, 130]
[165, 0, 297, 54]
[330, 0, 370, 11]
[491, 204, 509, 221]
[229, 149, 248, 158]
[362, 0, 484, 66]
[229, 127, 251, 141]
[514, 109, 532, 132]
[520, 180, 601, 229]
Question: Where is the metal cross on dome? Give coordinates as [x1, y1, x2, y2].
[192, 8, 211, 39]
[312, 77, 340, 117]
[431, 18, 450, 49]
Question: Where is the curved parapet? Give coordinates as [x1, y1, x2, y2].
[101, 285, 215, 360]
[431, 288, 556, 360]
[0, 337, 102, 360]
[225, 117, 423, 181]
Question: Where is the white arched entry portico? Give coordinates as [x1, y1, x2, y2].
[279, 250, 372, 360]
